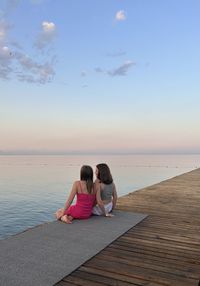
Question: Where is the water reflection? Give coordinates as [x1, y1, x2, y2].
[0, 154, 199, 239]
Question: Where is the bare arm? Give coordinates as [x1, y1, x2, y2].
[55, 181, 77, 219]
[96, 184, 107, 216]
[63, 181, 77, 212]
[112, 183, 118, 210]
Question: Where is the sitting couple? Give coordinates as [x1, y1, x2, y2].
[55, 163, 117, 224]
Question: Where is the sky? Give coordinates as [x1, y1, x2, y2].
[0, 0, 200, 154]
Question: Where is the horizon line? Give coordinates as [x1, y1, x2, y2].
[0, 150, 200, 156]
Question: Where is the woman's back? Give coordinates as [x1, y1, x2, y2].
[100, 183, 113, 201]
[69, 181, 96, 219]
[76, 181, 96, 207]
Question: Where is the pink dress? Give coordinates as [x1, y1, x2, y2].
[64, 182, 96, 219]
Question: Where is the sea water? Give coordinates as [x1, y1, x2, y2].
[0, 154, 199, 239]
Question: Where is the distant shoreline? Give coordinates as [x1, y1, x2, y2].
[1, 152, 200, 156]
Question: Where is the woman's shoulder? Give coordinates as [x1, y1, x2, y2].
[104, 181, 114, 186]
[94, 179, 101, 187]
[73, 180, 81, 188]
[102, 182, 115, 192]
[94, 179, 101, 192]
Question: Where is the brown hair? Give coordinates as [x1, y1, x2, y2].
[80, 165, 93, 194]
[96, 163, 113, 184]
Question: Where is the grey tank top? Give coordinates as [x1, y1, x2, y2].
[100, 183, 113, 201]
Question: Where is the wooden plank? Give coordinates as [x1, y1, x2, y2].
[117, 236, 200, 253]
[56, 168, 200, 286]
[96, 251, 200, 279]
[84, 256, 198, 286]
[110, 242, 200, 264]
[55, 280, 77, 286]
[79, 266, 166, 286]
[70, 270, 137, 286]
[101, 248, 200, 273]
[63, 275, 105, 286]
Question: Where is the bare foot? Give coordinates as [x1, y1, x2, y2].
[61, 215, 72, 224]
[105, 213, 114, 217]
[55, 208, 64, 220]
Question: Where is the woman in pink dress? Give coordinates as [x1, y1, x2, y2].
[55, 165, 96, 224]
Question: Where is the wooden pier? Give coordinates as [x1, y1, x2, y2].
[56, 168, 200, 286]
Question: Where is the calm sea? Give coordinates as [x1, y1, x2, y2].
[0, 154, 199, 239]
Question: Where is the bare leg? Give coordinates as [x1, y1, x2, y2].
[61, 215, 73, 224]
[55, 208, 64, 220]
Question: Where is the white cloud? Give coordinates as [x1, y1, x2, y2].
[39, 62, 55, 82]
[94, 61, 136, 77]
[42, 21, 56, 33]
[35, 21, 56, 49]
[0, 3, 57, 84]
[106, 50, 126, 57]
[0, 47, 56, 84]
[0, 65, 12, 80]
[17, 60, 55, 84]
[0, 20, 14, 80]
[0, 20, 11, 43]
[15, 52, 55, 83]
[108, 61, 135, 76]
[115, 10, 126, 21]
[0, 28, 5, 41]
[81, 70, 87, 77]
[0, 45, 13, 79]
[95, 67, 104, 73]
[0, 46, 12, 59]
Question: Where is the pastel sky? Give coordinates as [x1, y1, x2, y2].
[0, 0, 200, 154]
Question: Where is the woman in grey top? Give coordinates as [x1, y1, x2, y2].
[92, 163, 117, 217]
